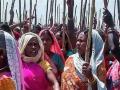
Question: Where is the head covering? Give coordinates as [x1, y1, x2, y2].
[73, 30, 106, 89]
[0, 30, 24, 90]
[18, 32, 44, 63]
[39, 29, 65, 63]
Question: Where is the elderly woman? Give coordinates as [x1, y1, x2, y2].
[0, 30, 24, 90]
[18, 32, 59, 90]
[39, 29, 65, 81]
[61, 30, 106, 90]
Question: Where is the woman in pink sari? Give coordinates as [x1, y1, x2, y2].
[19, 32, 59, 90]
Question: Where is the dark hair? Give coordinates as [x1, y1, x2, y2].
[0, 23, 11, 34]
[103, 9, 115, 28]
[41, 30, 54, 43]
[110, 31, 120, 60]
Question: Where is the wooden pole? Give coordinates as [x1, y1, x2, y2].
[97, 9, 101, 29]
[9, 0, 16, 25]
[49, 0, 54, 27]
[81, 0, 87, 31]
[85, 0, 95, 63]
[103, 0, 108, 9]
[113, 0, 116, 23]
[57, 5, 59, 23]
[2, 0, 4, 22]
[23, 0, 26, 20]
[19, 0, 21, 25]
[87, 0, 90, 27]
[45, 0, 49, 26]
[54, 0, 57, 23]
[62, 0, 66, 52]
[16, 9, 19, 20]
[74, 5, 77, 26]
[33, 0, 37, 25]
[80, 0, 83, 29]
[63, 0, 66, 25]
[0, 0, 1, 23]
[4, 2, 8, 23]
[117, 0, 120, 27]
[29, 0, 32, 31]
[59, 4, 60, 24]
[34, 0, 37, 25]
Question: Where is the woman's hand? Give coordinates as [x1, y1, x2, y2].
[82, 63, 94, 81]
[53, 81, 60, 90]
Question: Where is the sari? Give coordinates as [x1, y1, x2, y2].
[39, 29, 64, 76]
[18, 32, 50, 90]
[61, 30, 106, 90]
[0, 30, 24, 90]
[107, 59, 120, 90]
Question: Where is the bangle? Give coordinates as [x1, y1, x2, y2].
[88, 77, 96, 85]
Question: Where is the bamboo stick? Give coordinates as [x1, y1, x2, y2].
[114, 0, 116, 23]
[45, 0, 49, 26]
[9, 0, 16, 25]
[4, 2, 8, 23]
[117, 0, 120, 27]
[57, 5, 59, 23]
[16, 9, 19, 20]
[81, 0, 87, 31]
[19, 0, 21, 25]
[80, 0, 83, 29]
[54, 0, 57, 23]
[74, 5, 77, 23]
[62, 0, 66, 53]
[85, 0, 95, 63]
[59, 4, 60, 24]
[87, 0, 90, 27]
[50, 0, 54, 26]
[0, 0, 1, 23]
[2, 0, 4, 22]
[34, 0, 37, 25]
[103, 0, 108, 8]
[29, 0, 32, 31]
[97, 9, 101, 29]
[23, 0, 26, 20]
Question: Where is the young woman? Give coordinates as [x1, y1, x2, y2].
[0, 30, 24, 90]
[39, 29, 64, 81]
[19, 32, 59, 90]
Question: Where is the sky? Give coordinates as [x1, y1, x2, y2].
[1, 0, 119, 26]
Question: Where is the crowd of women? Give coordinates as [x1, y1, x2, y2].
[0, 8, 120, 90]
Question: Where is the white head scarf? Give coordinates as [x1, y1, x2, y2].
[73, 30, 106, 90]
[18, 32, 44, 63]
[0, 30, 24, 90]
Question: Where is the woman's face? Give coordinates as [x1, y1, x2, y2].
[76, 32, 87, 56]
[24, 37, 40, 57]
[40, 31, 53, 52]
[55, 32, 62, 48]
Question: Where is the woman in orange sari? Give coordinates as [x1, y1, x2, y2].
[61, 30, 106, 90]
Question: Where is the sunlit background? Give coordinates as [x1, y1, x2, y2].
[1, 0, 119, 27]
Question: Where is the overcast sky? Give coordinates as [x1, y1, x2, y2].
[1, 0, 118, 26]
